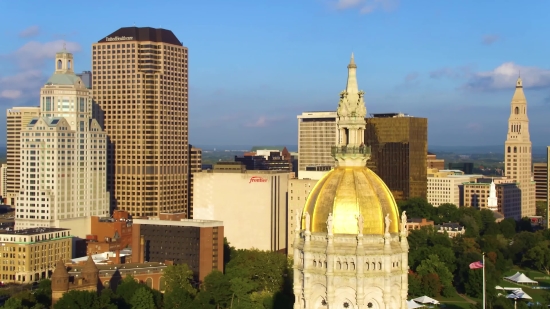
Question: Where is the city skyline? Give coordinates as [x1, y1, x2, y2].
[2, 1, 550, 147]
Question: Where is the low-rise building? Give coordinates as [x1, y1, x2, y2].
[427, 152, 445, 170]
[86, 210, 132, 256]
[435, 222, 465, 238]
[51, 256, 167, 305]
[0, 228, 72, 284]
[131, 217, 224, 282]
[427, 169, 482, 207]
[193, 165, 289, 252]
[406, 218, 434, 234]
[463, 177, 521, 220]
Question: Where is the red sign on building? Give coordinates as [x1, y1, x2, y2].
[249, 176, 268, 183]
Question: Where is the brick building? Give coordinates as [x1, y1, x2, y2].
[87, 210, 132, 255]
[131, 216, 223, 281]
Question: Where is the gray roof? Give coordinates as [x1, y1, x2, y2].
[45, 73, 81, 86]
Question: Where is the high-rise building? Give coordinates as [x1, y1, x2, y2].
[463, 178, 521, 219]
[0, 164, 7, 200]
[547, 147, 550, 227]
[365, 113, 428, 201]
[6, 107, 40, 205]
[297, 111, 337, 174]
[533, 163, 548, 202]
[76, 71, 92, 89]
[187, 145, 202, 219]
[92, 27, 189, 217]
[504, 77, 536, 217]
[15, 49, 110, 234]
[294, 54, 408, 309]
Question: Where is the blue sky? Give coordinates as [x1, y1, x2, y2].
[1, 0, 550, 147]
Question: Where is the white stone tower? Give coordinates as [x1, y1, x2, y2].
[487, 179, 498, 212]
[504, 77, 536, 217]
[293, 55, 408, 309]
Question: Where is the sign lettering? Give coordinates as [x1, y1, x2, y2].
[249, 176, 268, 183]
[106, 36, 134, 42]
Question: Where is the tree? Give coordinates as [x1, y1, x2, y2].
[398, 198, 435, 220]
[420, 273, 442, 297]
[53, 290, 100, 309]
[416, 255, 454, 296]
[163, 263, 197, 296]
[408, 273, 422, 297]
[130, 287, 156, 309]
[199, 270, 233, 307]
[3, 291, 38, 309]
[33, 279, 52, 307]
[164, 283, 194, 309]
[523, 244, 550, 274]
[499, 219, 516, 238]
[115, 275, 142, 308]
[536, 201, 547, 217]
[436, 203, 460, 224]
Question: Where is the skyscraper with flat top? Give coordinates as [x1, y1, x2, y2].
[504, 77, 536, 217]
[92, 27, 189, 217]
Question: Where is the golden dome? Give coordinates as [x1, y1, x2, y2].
[302, 166, 399, 235]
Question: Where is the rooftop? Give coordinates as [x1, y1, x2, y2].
[133, 218, 223, 227]
[0, 227, 69, 236]
[98, 27, 183, 46]
[71, 249, 132, 264]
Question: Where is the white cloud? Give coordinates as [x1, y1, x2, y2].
[244, 116, 286, 128]
[18, 26, 40, 38]
[0, 40, 81, 103]
[334, 0, 399, 14]
[464, 62, 550, 91]
[9, 40, 81, 69]
[0, 90, 23, 99]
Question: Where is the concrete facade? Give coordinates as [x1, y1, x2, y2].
[427, 169, 482, 207]
[504, 77, 536, 218]
[463, 178, 521, 220]
[6, 107, 40, 206]
[287, 178, 318, 255]
[0, 228, 72, 284]
[14, 50, 109, 233]
[194, 169, 289, 251]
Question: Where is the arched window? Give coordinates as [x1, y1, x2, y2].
[378, 262, 382, 270]
[507, 146, 511, 153]
[57, 60, 62, 70]
[514, 147, 517, 153]
[146, 278, 153, 288]
[365, 262, 369, 270]
[514, 106, 519, 114]
[68, 60, 72, 69]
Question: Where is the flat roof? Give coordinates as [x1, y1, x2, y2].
[97, 27, 183, 46]
[133, 218, 223, 227]
[298, 111, 337, 119]
[0, 227, 69, 236]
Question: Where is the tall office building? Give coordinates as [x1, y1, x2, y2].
[533, 163, 548, 202]
[6, 107, 40, 205]
[15, 49, 109, 234]
[297, 111, 337, 174]
[76, 71, 92, 89]
[504, 77, 536, 217]
[92, 27, 189, 217]
[0, 164, 7, 200]
[364, 113, 428, 201]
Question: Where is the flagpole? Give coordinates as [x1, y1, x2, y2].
[483, 253, 486, 309]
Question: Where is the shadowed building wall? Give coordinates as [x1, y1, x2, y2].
[364, 114, 428, 201]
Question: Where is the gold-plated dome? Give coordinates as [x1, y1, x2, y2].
[302, 166, 399, 235]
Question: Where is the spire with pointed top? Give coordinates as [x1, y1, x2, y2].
[487, 179, 498, 211]
[51, 259, 69, 278]
[82, 255, 98, 272]
[346, 53, 358, 94]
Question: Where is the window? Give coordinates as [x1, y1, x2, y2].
[57, 60, 62, 70]
[514, 106, 519, 114]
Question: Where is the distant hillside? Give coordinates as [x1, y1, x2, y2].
[194, 144, 298, 152]
[429, 145, 548, 156]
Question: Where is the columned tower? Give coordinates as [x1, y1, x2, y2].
[504, 77, 536, 217]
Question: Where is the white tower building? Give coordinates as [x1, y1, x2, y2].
[293, 55, 408, 309]
[504, 77, 536, 217]
[15, 48, 109, 234]
[487, 179, 498, 212]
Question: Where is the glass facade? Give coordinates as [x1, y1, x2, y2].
[364, 117, 428, 201]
